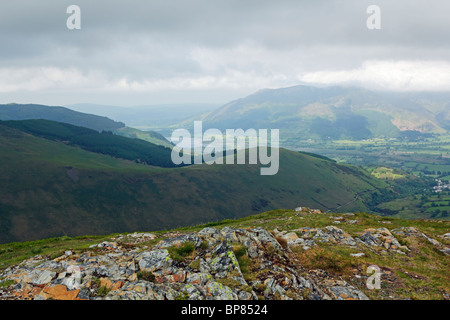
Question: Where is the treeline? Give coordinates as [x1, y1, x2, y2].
[421, 170, 449, 176]
[0, 119, 183, 168]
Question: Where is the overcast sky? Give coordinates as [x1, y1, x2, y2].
[1, 0, 449, 106]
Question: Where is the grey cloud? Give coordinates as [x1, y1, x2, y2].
[0, 0, 449, 105]
[3, 0, 449, 47]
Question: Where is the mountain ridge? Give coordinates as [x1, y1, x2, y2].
[200, 85, 450, 142]
[0, 103, 125, 132]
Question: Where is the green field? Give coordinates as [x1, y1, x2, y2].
[290, 134, 450, 219]
[368, 166, 406, 180]
[376, 192, 450, 220]
[115, 126, 173, 148]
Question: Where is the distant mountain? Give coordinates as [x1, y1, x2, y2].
[0, 123, 387, 243]
[66, 103, 220, 130]
[0, 103, 175, 148]
[0, 103, 125, 132]
[201, 85, 450, 143]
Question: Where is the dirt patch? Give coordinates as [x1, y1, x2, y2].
[67, 168, 79, 183]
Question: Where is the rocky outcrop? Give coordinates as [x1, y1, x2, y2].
[2, 211, 447, 301]
[0, 226, 370, 301]
[359, 228, 410, 254]
[392, 227, 450, 255]
[273, 225, 412, 255]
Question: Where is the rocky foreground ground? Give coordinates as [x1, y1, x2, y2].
[0, 208, 449, 300]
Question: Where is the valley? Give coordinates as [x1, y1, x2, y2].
[1, 85, 449, 239]
[292, 134, 450, 219]
[0, 122, 388, 243]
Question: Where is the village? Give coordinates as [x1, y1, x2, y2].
[433, 179, 450, 193]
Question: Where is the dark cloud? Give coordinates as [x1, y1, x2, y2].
[0, 0, 449, 105]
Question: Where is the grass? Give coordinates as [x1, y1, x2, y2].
[232, 244, 255, 281]
[293, 245, 357, 275]
[215, 277, 243, 288]
[136, 270, 155, 282]
[168, 241, 196, 262]
[115, 126, 173, 149]
[97, 286, 111, 297]
[0, 279, 15, 288]
[369, 167, 406, 180]
[0, 234, 114, 272]
[188, 260, 201, 271]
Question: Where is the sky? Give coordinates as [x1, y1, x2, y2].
[1, 0, 450, 107]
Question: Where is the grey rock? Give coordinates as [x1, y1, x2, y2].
[205, 281, 238, 300]
[31, 270, 56, 285]
[213, 242, 230, 256]
[186, 272, 213, 285]
[138, 249, 172, 272]
[350, 253, 365, 257]
[250, 227, 283, 251]
[198, 227, 222, 239]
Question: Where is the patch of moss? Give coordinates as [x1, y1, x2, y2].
[137, 270, 155, 282]
[188, 260, 201, 271]
[168, 241, 196, 262]
[0, 279, 16, 288]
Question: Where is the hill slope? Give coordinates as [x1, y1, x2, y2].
[0, 103, 125, 132]
[201, 85, 450, 143]
[0, 124, 387, 243]
[0, 119, 176, 168]
[114, 126, 173, 149]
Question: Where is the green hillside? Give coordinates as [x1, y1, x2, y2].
[0, 124, 387, 243]
[0, 119, 177, 168]
[115, 126, 173, 149]
[0, 103, 125, 132]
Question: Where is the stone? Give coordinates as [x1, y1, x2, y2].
[205, 281, 237, 300]
[198, 227, 222, 239]
[251, 227, 283, 251]
[31, 270, 56, 285]
[350, 253, 365, 257]
[284, 232, 299, 242]
[360, 228, 408, 252]
[213, 242, 230, 255]
[42, 284, 80, 300]
[137, 249, 172, 272]
[187, 272, 213, 285]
